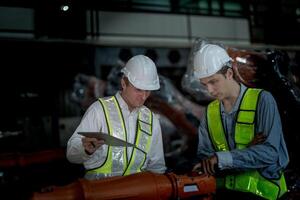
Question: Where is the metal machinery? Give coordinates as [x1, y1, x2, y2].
[32, 171, 216, 200]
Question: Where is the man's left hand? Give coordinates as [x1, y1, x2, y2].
[193, 155, 218, 175]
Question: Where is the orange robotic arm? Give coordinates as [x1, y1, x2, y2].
[32, 172, 216, 200]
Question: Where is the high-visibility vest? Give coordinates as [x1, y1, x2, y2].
[86, 96, 153, 178]
[207, 88, 287, 200]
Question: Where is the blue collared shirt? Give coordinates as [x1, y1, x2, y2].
[197, 84, 289, 179]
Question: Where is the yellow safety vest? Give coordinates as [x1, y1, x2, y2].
[86, 96, 153, 178]
[207, 88, 287, 200]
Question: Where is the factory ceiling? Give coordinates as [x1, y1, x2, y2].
[0, 0, 300, 45]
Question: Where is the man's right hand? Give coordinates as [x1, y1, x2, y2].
[82, 137, 105, 155]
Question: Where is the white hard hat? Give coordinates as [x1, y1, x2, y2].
[121, 55, 160, 90]
[193, 44, 232, 79]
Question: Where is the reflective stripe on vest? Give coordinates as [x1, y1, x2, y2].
[235, 88, 261, 149]
[207, 88, 287, 200]
[86, 96, 153, 178]
[123, 107, 153, 175]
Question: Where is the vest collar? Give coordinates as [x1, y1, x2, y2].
[115, 91, 139, 114]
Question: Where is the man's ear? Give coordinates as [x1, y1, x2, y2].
[226, 68, 234, 80]
[121, 78, 126, 90]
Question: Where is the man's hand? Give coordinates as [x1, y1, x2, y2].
[82, 137, 105, 155]
[247, 132, 266, 147]
[192, 155, 218, 175]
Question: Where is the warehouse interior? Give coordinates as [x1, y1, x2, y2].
[1, 0, 300, 199]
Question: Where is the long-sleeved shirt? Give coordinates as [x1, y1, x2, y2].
[197, 84, 289, 179]
[67, 92, 166, 175]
